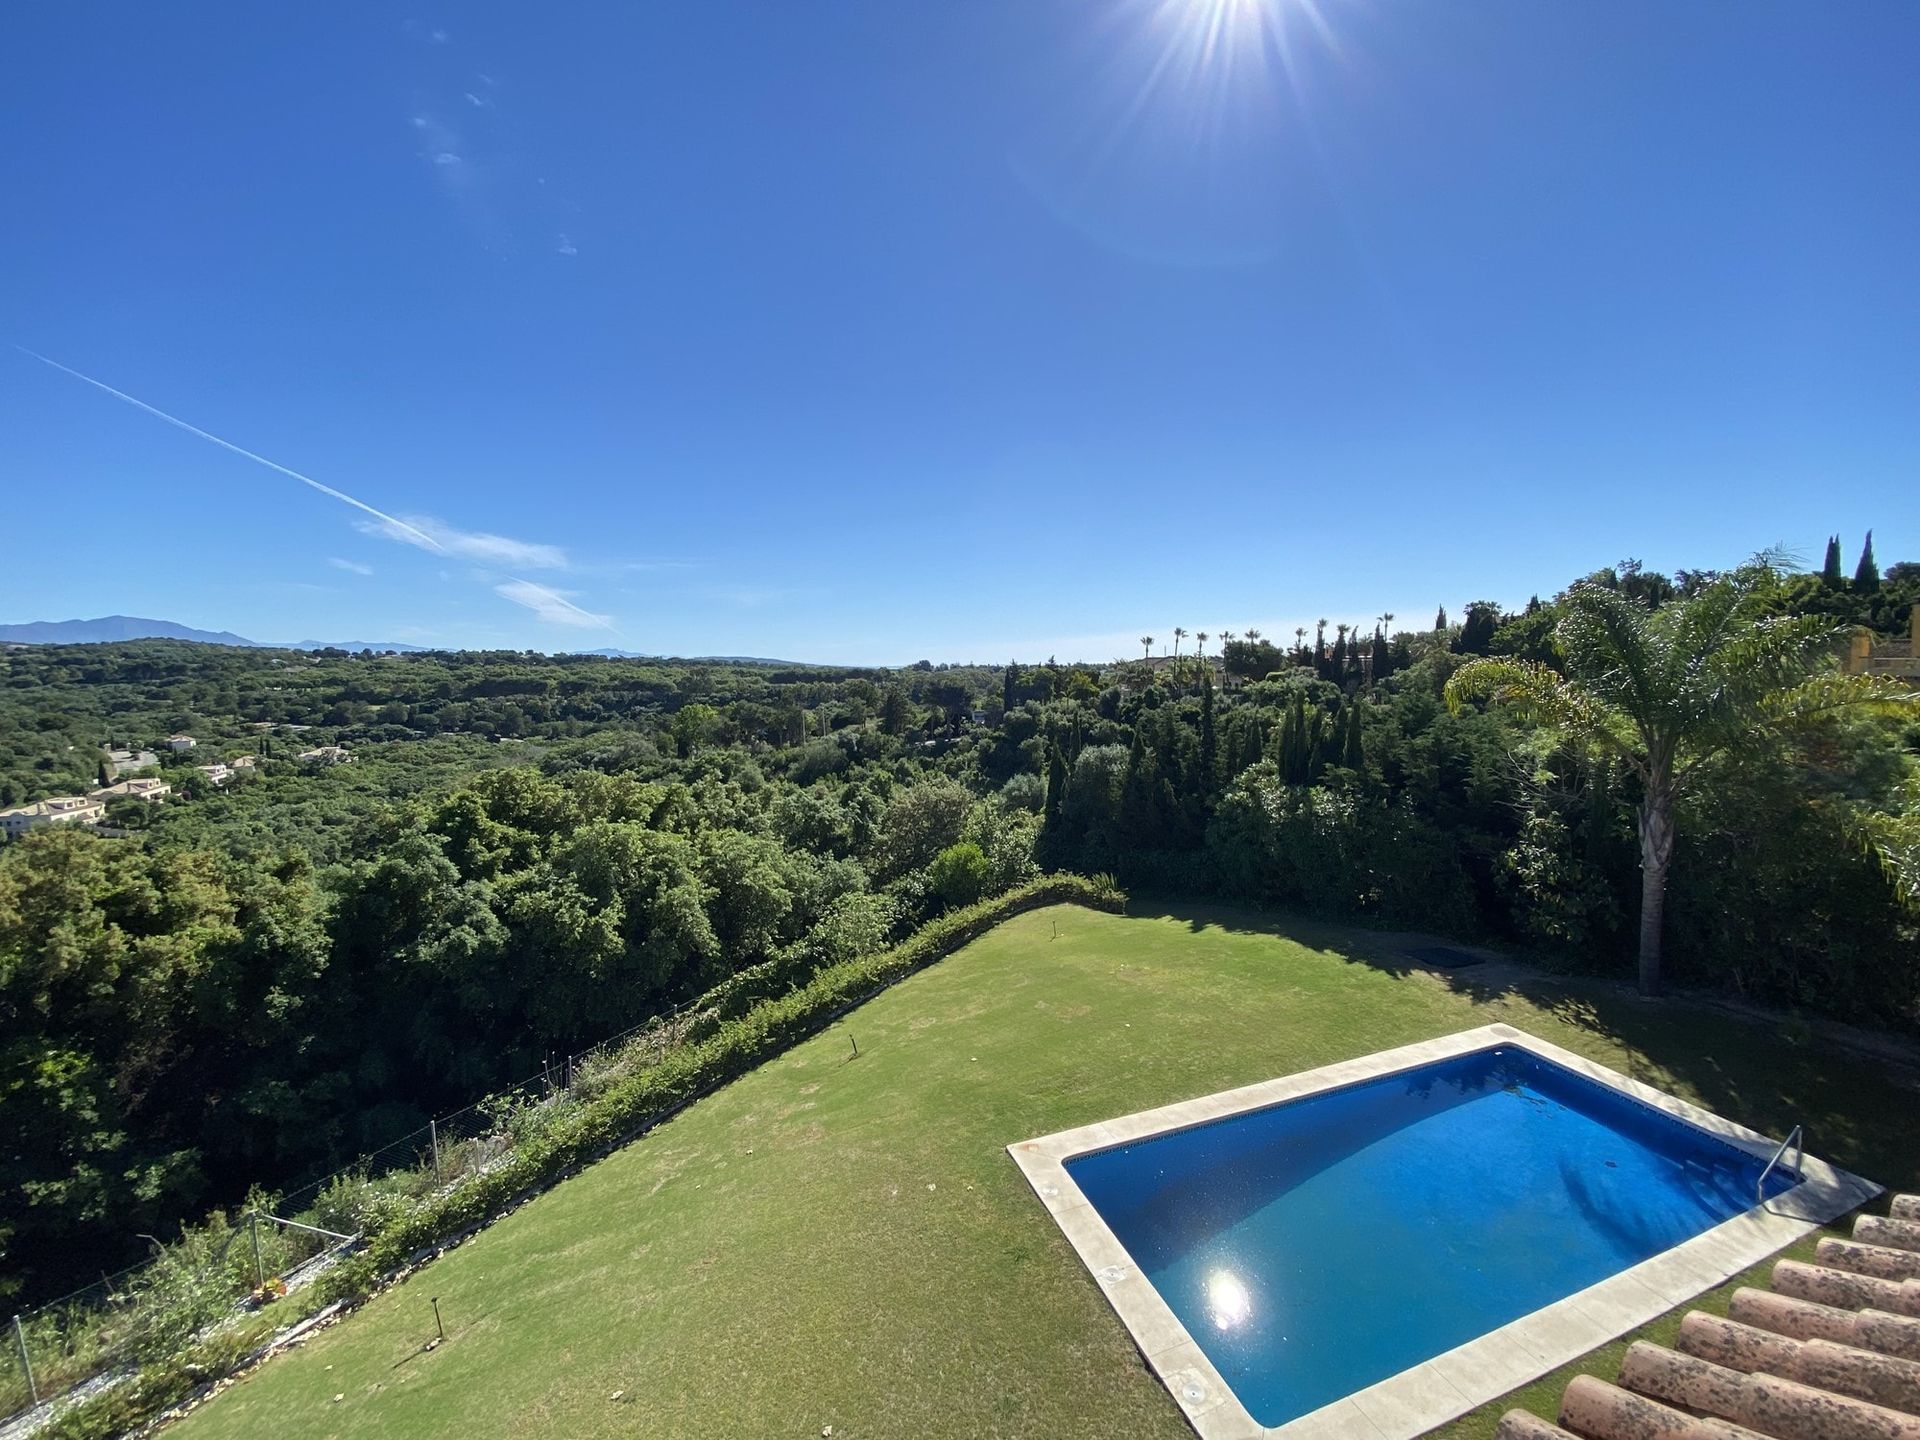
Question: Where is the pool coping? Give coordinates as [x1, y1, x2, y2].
[1006, 1023, 1883, 1440]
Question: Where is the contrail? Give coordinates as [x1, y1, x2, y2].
[10, 344, 446, 555]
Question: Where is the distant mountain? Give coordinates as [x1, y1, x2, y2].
[3, 618, 799, 663]
[0, 615, 260, 647]
[0, 616, 427, 653]
[569, 649, 803, 666]
[276, 639, 432, 653]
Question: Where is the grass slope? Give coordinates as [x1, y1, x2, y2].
[174, 904, 1920, 1440]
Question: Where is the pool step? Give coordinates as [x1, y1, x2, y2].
[1730, 1288, 1920, 1362]
[1821, 1238, 1920, 1284]
[1893, 1196, 1919, 1223]
[1858, 1216, 1920, 1256]
[1675, 1312, 1920, 1413]
[1617, 1340, 1920, 1436]
[1774, 1258, 1920, 1318]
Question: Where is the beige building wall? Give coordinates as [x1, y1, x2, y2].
[1842, 604, 1920, 682]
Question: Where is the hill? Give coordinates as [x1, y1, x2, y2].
[0, 616, 428, 651]
[168, 904, 1919, 1440]
[0, 614, 259, 647]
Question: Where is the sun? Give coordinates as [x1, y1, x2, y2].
[1145, 0, 1342, 92]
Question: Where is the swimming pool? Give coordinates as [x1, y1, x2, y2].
[1009, 1026, 1878, 1439]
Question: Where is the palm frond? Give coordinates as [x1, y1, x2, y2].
[1760, 671, 1920, 728]
[1446, 658, 1639, 766]
[1555, 582, 1664, 718]
[1855, 778, 1920, 913]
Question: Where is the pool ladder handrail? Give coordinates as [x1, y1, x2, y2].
[1757, 1124, 1804, 1210]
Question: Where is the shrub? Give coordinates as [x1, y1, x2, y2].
[927, 842, 990, 909]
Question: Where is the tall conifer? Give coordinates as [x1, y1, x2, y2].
[1821, 536, 1845, 589]
[1854, 531, 1880, 593]
[1341, 701, 1365, 770]
[1199, 674, 1217, 791]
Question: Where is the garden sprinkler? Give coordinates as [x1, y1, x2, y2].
[431, 1297, 445, 1344]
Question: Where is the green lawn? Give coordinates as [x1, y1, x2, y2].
[173, 903, 1919, 1440]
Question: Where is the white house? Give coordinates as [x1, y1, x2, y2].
[229, 754, 261, 770]
[1, 795, 107, 839]
[166, 734, 197, 752]
[297, 745, 352, 766]
[90, 777, 171, 803]
[196, 762, 232, 786]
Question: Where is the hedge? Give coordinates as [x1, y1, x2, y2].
[45, 874, 1123, 1440]
[360, 872, 1122, 1270]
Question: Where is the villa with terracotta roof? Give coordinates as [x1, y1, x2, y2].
[0, 794, 106, 839]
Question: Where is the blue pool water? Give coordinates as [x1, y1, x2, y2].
[1065, 1046, 1793, 1428]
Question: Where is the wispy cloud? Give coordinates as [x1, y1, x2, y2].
[14, 346, 615, 634]
[702, 585, 804, 609]
[495, 579, 612, 629]
[11, 346, 446, 554]
[602, 559, 698, 575]
[555, 234, 578, 257]
[356, 514, 567, 569]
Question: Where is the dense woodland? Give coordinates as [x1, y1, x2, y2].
[4, 545, 1918, 1304]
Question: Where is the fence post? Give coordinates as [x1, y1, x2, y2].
[430, 1119, 442, 1183]
[249, 1210, 265, 1289]
[11, 1313, 36, 1407]
[566, 1053, 574, 1090]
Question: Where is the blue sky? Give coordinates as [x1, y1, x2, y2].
[2, 2, 1915, 662]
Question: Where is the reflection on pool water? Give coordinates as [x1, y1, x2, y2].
[1064, 1046, 1791, 1429]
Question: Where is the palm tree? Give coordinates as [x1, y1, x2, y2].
[1446, 560, 1914, 997]
[1196, 631, 1209, 657]
[1141, 636, 1153, 659]
[1173, 626, 1187, 659]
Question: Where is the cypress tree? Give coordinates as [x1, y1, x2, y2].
[1276, 694, 1309, 784]
[1003, 661, 1017, 714]
[1043, 740, 1068, 830]
[1244, 716, 1265, 775]
[1370, 626, 1390, 684]
[1341, 701, 1365, 770]
[1854, 531, 1880, 593]
[1821, 536, 1845, 589]
[1435, 605, 1449, 632]
[1199, 674, 1217, 791]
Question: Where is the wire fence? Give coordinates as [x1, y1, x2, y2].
[2, 1001, 704, 1431]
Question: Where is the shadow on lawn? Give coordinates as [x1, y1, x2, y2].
[1118, 896, 1920, 1197]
